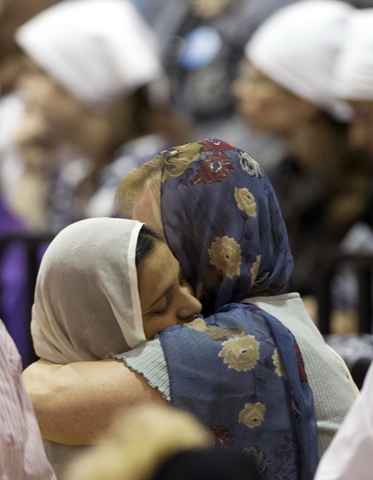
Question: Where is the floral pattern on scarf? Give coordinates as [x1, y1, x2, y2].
[160, 303, 319, 480]
[159, 138, 294, 316]
[156, 139, 318, 479]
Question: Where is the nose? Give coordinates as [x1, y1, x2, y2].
[176, 283, 202, 322]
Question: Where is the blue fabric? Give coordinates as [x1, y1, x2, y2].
[160, 138, 294, 316]
[160, 303, 319, 480]
[156, 139, 318, 479]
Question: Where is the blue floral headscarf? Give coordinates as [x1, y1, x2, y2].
[153, 139, 319, 479]
[159, 138, 294, 315]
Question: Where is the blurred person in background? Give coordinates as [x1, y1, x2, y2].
[0, 319, 56, 480]
[65, 405, 262, 480]
[234, 1, 373, 326]
[129, 0, 301, 166]
[0, 0, 54, 201]
[0, 0, 54, 366]
[8, 0, 188, 233]
[334, 9, 373, 162]
[0, 0, 53, 95]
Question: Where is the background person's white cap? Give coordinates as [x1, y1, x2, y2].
[246, 0, 353, 122]
[16, 0, 163, 110]
[334, 9, 373, 101]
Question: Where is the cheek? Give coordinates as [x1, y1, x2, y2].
[143, 314, 178, 340]
[242, 90, 283, 130]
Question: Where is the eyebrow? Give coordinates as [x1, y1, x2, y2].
[148, 284, 174, 311]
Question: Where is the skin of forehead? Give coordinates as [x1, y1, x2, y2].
[132, 188, 164, 238]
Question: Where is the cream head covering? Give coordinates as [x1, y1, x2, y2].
[246, 0, 353, 121]
[31, 218, 146, 364]
[334, 9, 373, 100]
[16, 0, 162, 110]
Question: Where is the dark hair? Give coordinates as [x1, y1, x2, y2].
[135, 224, 162, 269]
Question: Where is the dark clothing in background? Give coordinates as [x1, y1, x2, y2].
[153, 450, 263, 480]
[269, 155, 373, 295]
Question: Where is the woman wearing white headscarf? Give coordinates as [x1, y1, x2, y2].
[234, 0, 373, 303]
[334, 8, 373, 158]
[29, 217, 202, 478]
[9, 0, 188, 231]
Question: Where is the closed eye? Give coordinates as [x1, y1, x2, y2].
[149, 288, 173, 316]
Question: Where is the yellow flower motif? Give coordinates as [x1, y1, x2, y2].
[251, 255, 261, 286]
[208, 236, 241, 279]
[162, 142, 205, 179]
[234, 187, 257, 216]
[272, 348, 286, 378]
[187, 319, 246, 342]
[186, 318, 207, 332]
[239, 402, 265, 428]
[218, 335, 259, 371]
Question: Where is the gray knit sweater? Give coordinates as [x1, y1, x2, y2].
[114, 293, 355, 457]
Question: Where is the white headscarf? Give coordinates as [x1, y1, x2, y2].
[31, 218, 146, 364]
[334, 9, 373, 100]
[16, 0, 162, 110]
[246, 0, 353, 122]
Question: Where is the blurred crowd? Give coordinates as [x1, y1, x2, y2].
[3, 1, 373, 480]
[2, 0, 373, 362]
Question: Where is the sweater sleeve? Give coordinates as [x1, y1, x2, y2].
[109, 337, 170, 401]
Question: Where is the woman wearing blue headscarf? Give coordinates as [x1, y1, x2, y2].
[24, 140, 356, 479]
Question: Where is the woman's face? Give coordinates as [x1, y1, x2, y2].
[16, 57, 129, 158]
[17, 58, 88, 141]
[233, 61, 316, 137]
[138, 241, 202, 340]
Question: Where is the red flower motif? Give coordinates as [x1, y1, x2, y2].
[189, 155, 234, 185]
[294, 345, 308, 383]
[210, 425, 235, 448]
[202, 139, 236, 153]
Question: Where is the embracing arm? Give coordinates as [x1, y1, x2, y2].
[23, 359, 168, 446]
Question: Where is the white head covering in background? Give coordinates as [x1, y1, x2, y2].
[31, 218, 146, 364]
[16, 0, 162, 110]
[334, 9, 373, 101]
[246, 0, 353, 122]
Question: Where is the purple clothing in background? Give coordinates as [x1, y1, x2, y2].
[0, 197, 29, 366]
[0, 319, 56, 480]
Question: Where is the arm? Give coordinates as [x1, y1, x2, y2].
[23, 358, 168, 446]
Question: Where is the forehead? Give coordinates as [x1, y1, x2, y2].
[138, 241, 178, 307]
[132, 188, 164, 238]
[140, 241, 174, 277]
